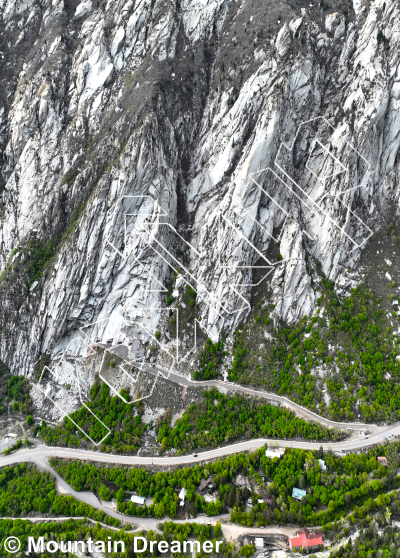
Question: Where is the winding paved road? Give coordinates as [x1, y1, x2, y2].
[1, 418, 399, 475]
[1, 344, 398, 534]
[108, 343, 385, 436]
[0, 417, 397, 533]
[0, 430, 395, 535]
[0, 444, 231, 532]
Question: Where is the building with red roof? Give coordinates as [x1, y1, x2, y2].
[289, 528, 324, 551]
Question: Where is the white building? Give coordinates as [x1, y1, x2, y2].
[254, 538, 264, 550]
[204, 494, 216, 503]
[265, 448, 285, 459]
[318, 459, 327, 471]
[130, 495, 145, 505]
[178, 487, 187, 501]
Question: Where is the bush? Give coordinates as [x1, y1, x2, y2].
[99, 485, 112, 501]
[195, 338, 225, 380]
[7, 376, 32, 414]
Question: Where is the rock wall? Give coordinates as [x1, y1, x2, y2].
[0, 0, 399, 374]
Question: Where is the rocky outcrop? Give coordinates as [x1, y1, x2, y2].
[0, 0, 399, 374]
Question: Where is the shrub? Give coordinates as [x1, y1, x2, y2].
[99, 485, 112, 501]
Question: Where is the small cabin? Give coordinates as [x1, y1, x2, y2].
[130, 495, 145, 505]
[292, 487, 307, 501]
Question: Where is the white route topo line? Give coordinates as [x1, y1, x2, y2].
[37, 117, 376, 445]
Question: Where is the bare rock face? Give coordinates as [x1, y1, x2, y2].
[0, 0, 398, 374]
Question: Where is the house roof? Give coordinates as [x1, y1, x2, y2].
[290, 531, 323, 549]
[297, 528, 323, 540]
[265, 449, 285, 459]
[292, 487, 307, 500]
[198, 478, 208, 491]
[297, 528, 309, 536]
[130, 495, 145, 505]
[204, 494, 216, 503]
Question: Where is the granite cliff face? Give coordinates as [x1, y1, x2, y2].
[0, 0, 399, 375]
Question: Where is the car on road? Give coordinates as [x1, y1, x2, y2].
[193, 453, 198, 457]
